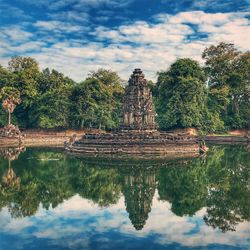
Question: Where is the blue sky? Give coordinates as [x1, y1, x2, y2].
[0, 0, 249, 81]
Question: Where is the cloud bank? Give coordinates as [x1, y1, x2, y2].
[0, 1, 249, 82]
[0, 194, 249, 249]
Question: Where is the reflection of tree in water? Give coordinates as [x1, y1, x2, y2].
[0, 146, 249, 233]
[0, 149, 74, 218]
[0, 147, 25, 189]
[204, 145, 250, 232]
[0, 147, 25, 217]
[2, 160, 20, 189]
[158, 158, 208, 217]
[158, 145, 250, 232]
[121, 167, 157, 230]
[0, 150, 122, 217]
[72, 162, 121, 207]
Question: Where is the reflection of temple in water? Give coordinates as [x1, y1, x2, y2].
[121, 168, 157, 230]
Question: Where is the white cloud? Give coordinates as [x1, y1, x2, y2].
[6, 41, 46, 54]
[160, 0, 250, 12]
[49, 10, 90, 23]
[23, 0, 135, 10]
[0, 11, 249, 82]
[0, 26, 33, 42]
[0, 194, 249, 249]
[162, 11, 233, 25]
[34, 20, 86, 33]
[154, 11, 250, 49]
[0, 2, 30, 20]
[93, 20, 193, 45]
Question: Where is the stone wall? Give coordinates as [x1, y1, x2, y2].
[0, 129, 104, 147]
[65, 131, 200, 157]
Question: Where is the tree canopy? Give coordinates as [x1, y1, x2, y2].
[202, 42, 250, 129]
[0, 59, 124, 130]
[154, 58, 208, 130]
[0, 42, 249, 132]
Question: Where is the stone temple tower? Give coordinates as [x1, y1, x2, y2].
[120, 69, 158, 131]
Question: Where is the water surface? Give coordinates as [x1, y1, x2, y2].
[0, 145, 249, 250]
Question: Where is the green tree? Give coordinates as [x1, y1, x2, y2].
[202, 43, 240, 88]
[38, 68, 75, 94]
[8, 56, 40, 104]
[70, 79, 104, 128]
[0, 86, 21, 125]
[30, 85, 72, 129]
[0, 65, 12, 88]
[0, 66, 14, 126]
[155, 58, 207, 130]
[203, 85, 229, 133]
[87, 69, 124, 129]
[70, 69, 124, 129]
[227, 52, 250, 128]
[8, 56, 40, 128]
[87, 68, 122, 87]
[202, 43, 250, 129]
[27, 68, 76, 129]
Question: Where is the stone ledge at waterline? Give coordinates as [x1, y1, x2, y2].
[0, 129, 101, 147]
[0, 129, 248, 149]
[65, 131, 200, 157]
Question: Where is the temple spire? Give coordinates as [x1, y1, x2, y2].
[120, 69, 158, 131]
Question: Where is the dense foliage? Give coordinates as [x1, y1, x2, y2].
[0, 42, 249, 132]
[0, 57, 124, 130]
[153, 42, 249, 132]
[69, 69, 124, 129]
[202, 43, 250, 129]
[154, 58, 208, 130]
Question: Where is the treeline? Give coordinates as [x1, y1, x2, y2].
[154, 43, 249, 132]
[0, 42, 249, 132]
[0, 63, 124, 130]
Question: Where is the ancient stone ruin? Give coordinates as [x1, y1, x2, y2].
[65, 69, 199, 156]
[120, 69, 158, 131]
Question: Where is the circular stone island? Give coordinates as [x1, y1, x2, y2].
[65, 130, 199, 158]
[65, 69, 200, 158]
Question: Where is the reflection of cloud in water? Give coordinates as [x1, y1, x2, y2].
[39, 158, 60, 161]
[0, 193, 249, 249]
[26, 157, 60, 161]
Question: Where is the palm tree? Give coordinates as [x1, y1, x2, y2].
[0, 87, 21, 125]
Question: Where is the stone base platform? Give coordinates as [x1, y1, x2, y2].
[65, 131, 200, 157]
[0, 137, 20, 147]
[0, 130, 85, 148]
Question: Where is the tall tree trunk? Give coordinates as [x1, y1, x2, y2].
[8, 111, 11, 125]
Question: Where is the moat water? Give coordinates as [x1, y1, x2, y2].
[0, 145, 249, 250]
